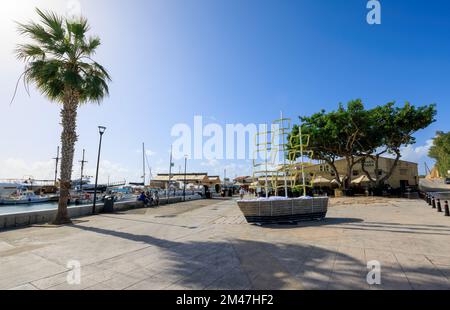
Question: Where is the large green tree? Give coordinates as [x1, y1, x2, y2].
[15, 9, 110, 224]
[360, 102, 436, 188]
[429, 131, 450, 177]
[288, 100, 436, 190]
[289, 100, 372, 189]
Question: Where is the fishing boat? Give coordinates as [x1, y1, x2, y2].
[0, 182, 28, 197]
[237, 113, 329, 224]
[0, 190, 51, 205]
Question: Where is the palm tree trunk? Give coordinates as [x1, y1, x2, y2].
[53, 90, 78, 225]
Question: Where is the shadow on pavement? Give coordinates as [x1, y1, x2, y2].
[70, 222, 450, 290]
[259, 217, 364, 229]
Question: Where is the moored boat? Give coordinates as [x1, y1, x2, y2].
[0, 191, 51, 205]
[0, 182, 28, 197]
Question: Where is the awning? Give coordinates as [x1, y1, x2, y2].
[311, 176, 331, 186]
[331, 176, 347, 184]
[351, 175, 371, 184]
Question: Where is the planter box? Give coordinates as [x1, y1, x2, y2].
[237, 197, 329, 224]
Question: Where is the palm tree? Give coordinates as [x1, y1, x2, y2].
[15, 8, 111, 224]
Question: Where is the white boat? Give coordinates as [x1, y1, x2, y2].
[0, 182, 27, 197]
[0, 191, 51, 205]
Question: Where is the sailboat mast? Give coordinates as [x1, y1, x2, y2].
[142, 143, 146, 186]
[53, 146, 60, 186]
[79, 149, 87, 192]
[167, 145, 173, 201]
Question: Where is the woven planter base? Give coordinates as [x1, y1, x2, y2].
[237, 197, 329, 224]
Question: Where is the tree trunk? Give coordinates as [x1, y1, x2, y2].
[325, 160, 342, 189]
[53, 90, 78, 225]
[345, 156, 353, 190]
[378, 150, 401, 187]
[361, 156, 377, 187]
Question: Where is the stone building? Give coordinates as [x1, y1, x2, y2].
[303, 156, 419, 189]
[150, 173, 222, 193]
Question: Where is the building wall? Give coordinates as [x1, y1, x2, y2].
[303, 157, 419, 188]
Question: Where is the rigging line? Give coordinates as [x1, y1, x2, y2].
[145, 153, 152, 179]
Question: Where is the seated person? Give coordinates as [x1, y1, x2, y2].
[138, 192, 146, 202]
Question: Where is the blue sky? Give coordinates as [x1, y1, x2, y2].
[0, 0, 449, 183]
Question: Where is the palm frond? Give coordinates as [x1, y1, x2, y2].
[67, 17, 90, 41]
[35, 8, 65, 40]
[16, 44, 46, 61]
[14, 8, 110, 106]
[17, 21, 53, 45]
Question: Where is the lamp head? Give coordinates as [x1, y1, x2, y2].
[98, 126, 107, 135]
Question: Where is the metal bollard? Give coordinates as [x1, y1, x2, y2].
[428, 195, 432, 206]
[437, 199, 442, 213]
[432, 197, 436, 209]
[445, 201, 450, 217]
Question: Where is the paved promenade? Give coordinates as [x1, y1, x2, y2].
[1, 197, 450, 290]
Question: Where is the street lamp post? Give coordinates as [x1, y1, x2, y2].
[92, 126, 106, 215]
[183, 155, 188, 202]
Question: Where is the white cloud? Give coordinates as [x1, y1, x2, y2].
[0, 157, 142, 185]
[400, 139, 433, 163]
[0, 158, 55, 180]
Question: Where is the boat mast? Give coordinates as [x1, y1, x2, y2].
[142, 143, 146, 186]
[167, 145, 173, 202]
[145, 152, 152, 186]
[79, 149, 87, 192]
[53, 146, 60, 186]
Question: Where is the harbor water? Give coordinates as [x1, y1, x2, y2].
[0, 201, 91, 216]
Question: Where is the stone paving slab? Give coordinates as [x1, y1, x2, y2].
[1, 197, 450, 290]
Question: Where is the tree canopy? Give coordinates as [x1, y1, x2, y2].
[429, 131, 450, 177]
[288, 100, 437, 189]
[14, 8, 110, 105]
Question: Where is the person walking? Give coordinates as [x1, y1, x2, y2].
[239, 187, 246, 200]
[153, 191, 160, 207]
